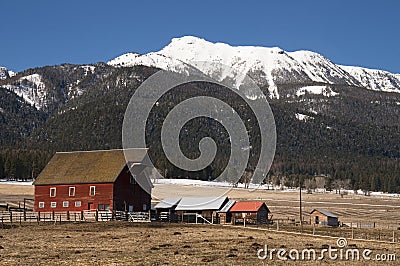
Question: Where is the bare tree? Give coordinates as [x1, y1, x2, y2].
[315, 176, 327, 192]
[240, 169, 253, 189]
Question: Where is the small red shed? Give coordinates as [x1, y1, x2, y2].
[33, 149, 152, 212]
[229, 201, 270, 224]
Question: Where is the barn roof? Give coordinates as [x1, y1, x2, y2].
[218, 200, 236, 213]
[311, 209, 338, 218]
[154, 197, 182, 209]
[175, 196, 229, 211]
[33, 149, 148, 185]
[229, 201, 269, 212]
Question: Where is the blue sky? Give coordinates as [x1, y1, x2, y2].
[1, 0, 399, 73]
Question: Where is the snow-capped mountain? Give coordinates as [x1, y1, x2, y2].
[108, 36, 400, 96]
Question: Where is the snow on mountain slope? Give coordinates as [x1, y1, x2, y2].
[108, 36, 400, 95]
[3, 74, 47, 109]
[0, 66, 15, 80]
[108, 52, 196, 74]
[295, 85, 339, 97]
[340, 65, 400, 93]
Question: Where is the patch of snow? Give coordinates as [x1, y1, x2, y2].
[0, 66, 14, 80]
[295, 85, 339, 97]
[81, 65, 95, 75]
[308, 108, 318, 114]
[153, 178, 400, 198]
[3, 73, 47, 109]
[0, 180, 33, 185]
[295, 113, 314, 121]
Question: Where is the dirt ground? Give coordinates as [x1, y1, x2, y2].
[153, 184, 400, 228]
[1, 183, 400, 228]
[0, 222, 399, 265]
[0, 184, 400, 265]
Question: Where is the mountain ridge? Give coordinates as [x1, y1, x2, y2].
[108, 36, 400, 96]
[1, 37, 400, 193]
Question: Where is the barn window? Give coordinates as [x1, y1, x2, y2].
[38, 202, 44, 208]
[50, 202, 56, 208]
[89, 186, 96, 196]
[69, 187, 75, 196]
[104, 204, 110, 211]
[142, 204, 147, 211]
[98, 204, 104, 210]
[75, 201, 81, 207]
[50, 188, 56, 197]
[63, 201, 69, 207]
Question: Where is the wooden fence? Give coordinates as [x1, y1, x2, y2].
[0, 210, 151, 227]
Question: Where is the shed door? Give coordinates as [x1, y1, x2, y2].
[315, 216, 319, 224]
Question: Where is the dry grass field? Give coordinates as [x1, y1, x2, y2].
[153, 183, 400, 229]
[0, 222, 399, 265]
[0, 183, 400, 265]
[1, 183, 400, 228]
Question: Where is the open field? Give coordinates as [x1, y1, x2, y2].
[0, 222, 399, 265]
[153, 184, 400, 229]
[0, 183, 399, 264]
[1, 183, 400, 228]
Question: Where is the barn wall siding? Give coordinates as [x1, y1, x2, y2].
[34, 183, 114, 212]
[113, 168, 151, 212]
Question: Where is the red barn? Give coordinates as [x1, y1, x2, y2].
[33, 149, 152, 212]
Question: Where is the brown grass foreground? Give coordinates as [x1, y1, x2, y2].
[0, 222, 399, 265]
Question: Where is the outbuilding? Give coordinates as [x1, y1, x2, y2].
[174, 196, 229, 223]
[310, 209, 339, 227]
[217, 200, 236, 224]
[33, 149, 152, 212]
[229, 201, 270, 224]
[154, 197, 181, 222]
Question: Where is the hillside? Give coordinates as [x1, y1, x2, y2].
[0, 36, 400, 193]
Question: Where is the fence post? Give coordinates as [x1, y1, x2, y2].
[95, 210, 98, 222]
[52, 211, 55, 221]
[244, 218, 246, 227]
[81, 210, 83, 221]
[19, 215, 21, 226]
[10, 212, 12, 227]
[59, 214, 62, 225]
[67, 211, 70, 221]
[23, 209, 26, 222]
[1, 216, 3, 229]
[313, 224, 315, 235]
[276, 220, 279, 231]
[393, 231, 395, 243]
